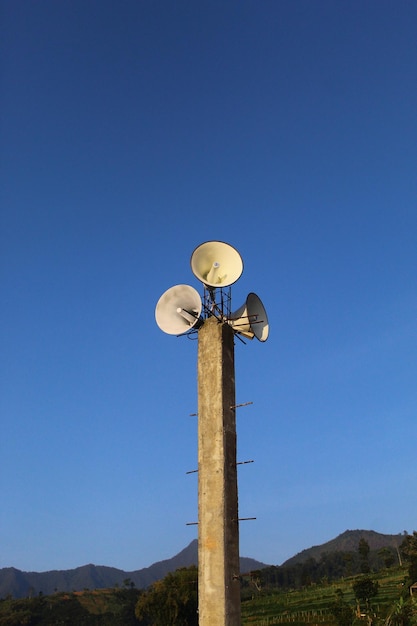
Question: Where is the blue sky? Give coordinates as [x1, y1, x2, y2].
[1, 0, 416, 573]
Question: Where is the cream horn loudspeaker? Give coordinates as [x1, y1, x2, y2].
[155, 284, 203, 335]
[190, 241, 243, 288]
[227, 292, 269, 342]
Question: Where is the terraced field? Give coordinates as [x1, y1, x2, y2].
[241, 566, 413, 626]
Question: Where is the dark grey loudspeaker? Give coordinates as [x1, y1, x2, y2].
[227, 292, 269, 342]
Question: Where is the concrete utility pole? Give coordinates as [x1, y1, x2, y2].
[197, 317, 241, 626]
[155, 241, 269, 626]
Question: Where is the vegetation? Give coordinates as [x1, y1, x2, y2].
[240, 534, 417, 626]
[1, 534, 416, 625]
[241, 567, 416, 625]
[0, 587, 141, 625]
[246, 544, 401, 592]
[358, 538, 371, 574]
[135, 566, 198, 625]
[401, 532, 417, 583]
[1, 565, 414, 625]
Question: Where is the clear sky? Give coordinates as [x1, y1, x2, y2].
[1, 0, 416, 573]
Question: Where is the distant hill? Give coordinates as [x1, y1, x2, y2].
[0, 530, 407, 599]
[282, 529, 405, 566]
[0, 540, 268, 599]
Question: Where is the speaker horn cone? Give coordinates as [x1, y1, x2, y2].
[227, 292, 269, 342]
[190, 241, 243, 288]
[155, 285, 203, 335]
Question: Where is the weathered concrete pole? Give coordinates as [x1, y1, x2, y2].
[197, 316, 241, 625]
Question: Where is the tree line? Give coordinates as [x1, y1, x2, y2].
[246, 542, 397, 593]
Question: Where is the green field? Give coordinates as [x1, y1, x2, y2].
[241, 567, 415, 626]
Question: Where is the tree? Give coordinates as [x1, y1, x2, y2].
[400, 531, 417, 583]
[123, 577, 136, 589]
[352, 576, 379, 611]
[378, 547, 395, 569]
[358, 538, 371, 573]
[330, 589, 354, 626]
[135, 566, 198, 626]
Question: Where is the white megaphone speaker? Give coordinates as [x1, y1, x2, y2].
[155, 285, 203, 335]
[227, 292, 269, 342]
[190, 241, 243, 288]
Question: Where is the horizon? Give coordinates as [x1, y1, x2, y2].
[1, 528, 410, 574]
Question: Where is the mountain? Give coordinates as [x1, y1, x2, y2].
[282, 529, 405, 566]
[0, 540, 268, 599]
[0, 530, 406, 599]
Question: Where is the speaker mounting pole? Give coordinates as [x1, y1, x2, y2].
[197, 317, 241, 625]
[155, 241, 269, 626]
